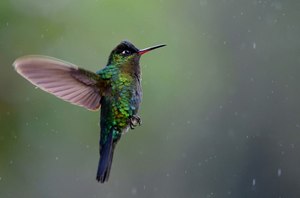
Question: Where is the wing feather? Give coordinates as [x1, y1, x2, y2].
[13, 55, 104, 111]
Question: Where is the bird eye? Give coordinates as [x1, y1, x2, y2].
[121, 50, 131, 55]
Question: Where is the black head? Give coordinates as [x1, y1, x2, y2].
[107, 41, 139, 65]
[113, 41, 139, 55]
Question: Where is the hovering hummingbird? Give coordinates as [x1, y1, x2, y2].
[13, 41, 166, 183]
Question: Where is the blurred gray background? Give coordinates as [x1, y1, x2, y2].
[1, 0, 300, 197]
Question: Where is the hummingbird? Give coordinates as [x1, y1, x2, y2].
[13, 41, 166, 183]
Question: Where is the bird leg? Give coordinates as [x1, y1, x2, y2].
[129, 115, 141, 129]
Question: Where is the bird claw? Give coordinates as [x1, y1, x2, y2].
[130, 115, 141, 129]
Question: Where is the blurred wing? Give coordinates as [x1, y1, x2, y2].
[13, 55, 103, 111]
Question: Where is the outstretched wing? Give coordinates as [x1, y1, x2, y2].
[13, 55, 104, 111]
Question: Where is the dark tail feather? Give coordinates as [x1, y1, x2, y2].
[96, 131, 116, 183]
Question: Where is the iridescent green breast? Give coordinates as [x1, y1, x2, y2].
[97, 64, 140, 142]
[110, 73, 134, 129]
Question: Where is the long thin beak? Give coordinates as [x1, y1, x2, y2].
[138, 44, 166, 55]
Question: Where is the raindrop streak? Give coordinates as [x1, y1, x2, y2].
[252, 178, 256, 186]
[253, 42, 256, 49]
[277, 168, 282, 177]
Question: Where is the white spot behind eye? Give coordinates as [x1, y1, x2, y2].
[121, 50, 130, 55]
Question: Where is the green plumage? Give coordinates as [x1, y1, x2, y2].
[96, 41, 166, 183]
[97, 68, 138, 141]
[96, 42, 143, 182]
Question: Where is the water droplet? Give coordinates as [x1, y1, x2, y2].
[55, 157, 59, 160]
[277, 168, 282, 177]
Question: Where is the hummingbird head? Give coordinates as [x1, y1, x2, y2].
[107, 41, 166, 67]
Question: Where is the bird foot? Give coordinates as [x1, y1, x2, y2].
[130, 115, 141, 129]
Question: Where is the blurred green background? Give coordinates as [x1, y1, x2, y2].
[1, 0, 300, 197]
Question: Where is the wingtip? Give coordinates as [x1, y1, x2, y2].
[12, 56, 33, 71]
[12, 57, 24, 74]
[12, 58, 20, 70]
